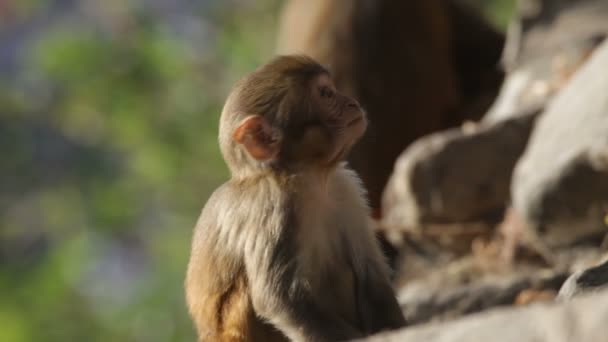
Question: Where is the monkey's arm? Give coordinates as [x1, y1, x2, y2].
[357, 261, 407, 333]
[245, 235, 364, 342]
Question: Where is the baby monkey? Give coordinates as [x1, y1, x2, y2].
[186, 55, 406, 341]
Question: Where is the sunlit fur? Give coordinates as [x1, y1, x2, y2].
[219, 55, 329, 179]
[186, 55, 405, 342]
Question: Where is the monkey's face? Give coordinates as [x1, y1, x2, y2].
[227, 56, 367, 174]
[281, 74, 367, 169]
[313, 74, 367, 142]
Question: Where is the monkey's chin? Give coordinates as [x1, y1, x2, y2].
[324, 116, 366, 168]
[349, 115, 367, 141]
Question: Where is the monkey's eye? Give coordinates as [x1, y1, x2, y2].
[319, 86, 335, 99]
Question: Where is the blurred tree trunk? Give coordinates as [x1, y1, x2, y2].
[277, 0, 505, 211]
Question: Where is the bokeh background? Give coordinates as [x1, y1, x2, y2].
[0, 1, 513, 341]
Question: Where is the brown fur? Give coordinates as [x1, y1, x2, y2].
[186, 56, 405, 341]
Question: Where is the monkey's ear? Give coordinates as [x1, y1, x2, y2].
[233, 115, 281, 161]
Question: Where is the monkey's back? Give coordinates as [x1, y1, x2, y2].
[190, 273, 287, 341]
[186, 184, 289, 342]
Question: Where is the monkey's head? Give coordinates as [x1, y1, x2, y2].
[219, 55, 367, 177]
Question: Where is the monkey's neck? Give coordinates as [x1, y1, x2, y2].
[234, 163, 343, 194]
[292, 169, 334, 197]
[299, 164, 352, 199]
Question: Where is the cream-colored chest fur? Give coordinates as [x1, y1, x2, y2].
[294, 165, 374, 281]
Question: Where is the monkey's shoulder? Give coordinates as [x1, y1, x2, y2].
[292, 166, 376, 269]
[194, 180, 286, 243]
[331, 165, 369, 206]
[193, 183, 230, 231]
[192, 183, 243, 246]
[197, 180, 272, 215]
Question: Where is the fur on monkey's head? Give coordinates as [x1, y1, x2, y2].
[219, 55, 366, 179]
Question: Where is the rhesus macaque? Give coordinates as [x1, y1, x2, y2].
[185, 55, 406, 341]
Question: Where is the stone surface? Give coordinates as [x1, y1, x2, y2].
[399, 268, 566, 325]
[381, 0, 608, 229]
[487, 0, 608, 123]
[362, 289, 608, 342]
[559, 258, 608, 300]
[382, 111, 537, 228]
[511, 40, 608, 245]
[375, 5, 608, 342]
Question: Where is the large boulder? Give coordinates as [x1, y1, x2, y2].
[362, 289, 608, 342]
[487, 0, 608, 123]
[382, 112, 537, 227]
[559, 258, 608, 300]
[511, 40, 608, 245]
[381, 0, 608, 229]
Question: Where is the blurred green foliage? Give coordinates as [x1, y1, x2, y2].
[0, 1, 279, 341]
[0, 1, 512, 341]
[475, 0, 516, 29]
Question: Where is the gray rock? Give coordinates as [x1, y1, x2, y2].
[382, 111, 537, 227]
[380, 0, 608, 229]
[559, 258, 608, 300]
[361, 289, 608, 342]
[399, 269, 567, 325]
[511, 40, 608, 244]
[487, 0, 608, 123]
